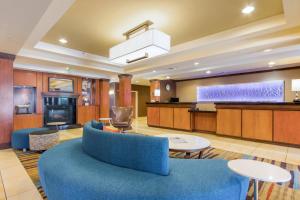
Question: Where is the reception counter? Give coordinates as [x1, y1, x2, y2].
[147, 102, 196, 131]
[215, 102, 300, 145]
[147, 102, 300, 146]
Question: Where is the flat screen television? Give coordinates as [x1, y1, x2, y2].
[49, 78, 74, 93]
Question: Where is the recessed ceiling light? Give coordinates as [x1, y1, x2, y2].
[152, 70, 156, 72]
[166, 76, 170, 79]
[268, 61, 276, 67]
[194, 62, 199, 66]
[264, 49, 272, 53]
[135, 80, 139, 83]
[168, 67, 176, 70]
[206, 70, 211, 74]
[242, 5, 255, 14]
[59, 38, 68, 44]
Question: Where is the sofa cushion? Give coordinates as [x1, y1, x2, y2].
[82, 123, 169, 176]
[91, 120, 104, 130]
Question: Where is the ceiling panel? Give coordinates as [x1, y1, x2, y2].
[42, 0, 283, 56]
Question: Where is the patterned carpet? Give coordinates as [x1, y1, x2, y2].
[14, 147, 300, 200]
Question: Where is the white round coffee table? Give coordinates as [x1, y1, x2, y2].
[228, 159, 291, 200]
[158, 134, 210, 159]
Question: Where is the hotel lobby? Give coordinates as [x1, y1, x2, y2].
[1, 0, 300, 200]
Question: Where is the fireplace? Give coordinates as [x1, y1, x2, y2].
[43, 97, 76, 125]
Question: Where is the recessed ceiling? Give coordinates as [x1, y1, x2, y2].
[42, 0, 283, 56]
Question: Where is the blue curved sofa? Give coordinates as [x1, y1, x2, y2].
[38, 122, 249, 200]
[12, 127, 49, 150]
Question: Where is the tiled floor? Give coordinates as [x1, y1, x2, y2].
[0, 117, 300, 199]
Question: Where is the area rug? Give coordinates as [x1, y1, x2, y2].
[14, 147, 300, 200]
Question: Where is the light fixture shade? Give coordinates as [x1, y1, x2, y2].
[292, 79, 300, 91]
[109, 29, 170, 64]
[154, 89, 161, 97]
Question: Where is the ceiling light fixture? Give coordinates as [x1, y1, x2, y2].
[206, 70, 211, 74]
[66, 67, 70, 71]
[152, 70, 156, 73]
[242, 5, 255, 14]
[194, 62, 199, 66]
[268, 61, 276, 67]
[59, 38, 68, 44]
[263, 49, 272, 53]
[166, 76, 170, 79]
[109, 20, 171, 65]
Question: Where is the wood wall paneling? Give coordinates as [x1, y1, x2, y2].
[159, 107, 174, 128]
[147, 107, 160, 126]
[118, 74, 132, 107]
[159, 80, 176, 102]
[150, 80, 160, 102]
[274, 111, 300, 145]
[36, 72, 43, 114]
[13, 69, 37, 87]
[217, 109, 241, 137]
[77, 106, 98, 125]
[242, 110, 273, 141]
[194, 112, 217, 132]
[0, 57, 14, 146]
[77, 77, 83, 106]
[173, 108, 191, 130]
[99, 79, 110, 118]
[94, 79, 100, 106]
[13, 114, 43, 131]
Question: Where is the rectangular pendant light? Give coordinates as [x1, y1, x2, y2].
[109, 29, 170, 65]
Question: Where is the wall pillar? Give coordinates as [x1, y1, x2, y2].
[150, 79, 160, 102]
[99, 79, 110, 117]
[118, 74, 132, 107]
[0, 53, 14, 148]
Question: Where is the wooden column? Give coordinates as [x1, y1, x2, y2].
[150, 79, 160, 102]
[0, 53, 14, 148]
[99, 79, 110, 117]
[118, 74, 132, 107]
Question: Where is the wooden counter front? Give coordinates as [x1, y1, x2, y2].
[217, 109, 241, 137]
[146, 102, 196, 131]
[215, 103, 300, 146]
[191, 111, 216, 133]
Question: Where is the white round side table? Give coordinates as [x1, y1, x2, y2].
[228, 159, 291, 200]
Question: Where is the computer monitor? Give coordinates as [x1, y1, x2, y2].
[170, 97, 179, 103]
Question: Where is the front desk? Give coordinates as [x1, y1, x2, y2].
[147, 102, 196, 131]
[147, 102, 300, 146]
[216, 102, 300, 145]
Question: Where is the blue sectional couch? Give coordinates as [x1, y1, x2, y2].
[11, 127, 49, 150]
[38, 122, 249, 200]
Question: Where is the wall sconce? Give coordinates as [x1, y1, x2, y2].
[154, 89, 160, 97]
[292, 79, 300, 102]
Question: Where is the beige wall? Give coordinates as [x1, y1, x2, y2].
[176, 68, 300, 102]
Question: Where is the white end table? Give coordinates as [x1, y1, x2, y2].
[228, 159, 291, 200]
[99, 118, 112, 126]
[158, 134, 210, 158]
